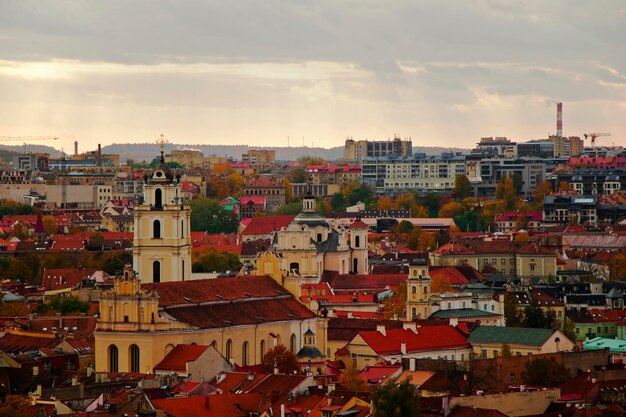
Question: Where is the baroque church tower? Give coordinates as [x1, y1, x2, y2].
[133, 137, 192, 283]
[406, 258, 432, 320]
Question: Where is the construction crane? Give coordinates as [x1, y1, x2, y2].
[584, 133, 611, 147]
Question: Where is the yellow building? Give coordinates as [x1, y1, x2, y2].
[132, 150, 192, 283]
[406, 259, 431, 320]
[466, 326, 573, 358]
[94, 268, 327, 374]
[253, 195, 368, 298]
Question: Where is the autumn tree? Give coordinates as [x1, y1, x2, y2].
[453, 174, 473, 200]
[340, 364, 367, 395]
[514, 213, 528, 231]
[438, 201, 465, 218]
[496, 177, 517, 210]
[11, 221, 30, 240]
[377, 196, 394, 211]
[383, 283, 407, 319]
[0, 301, 29, 316]
[212, 162, 232, 175]
[500, 343, 512, 358]
[0, 395, 30, 417]
[43, 216, 57, 236]
[371, 377, 419, 417]
[35, 297, 90, 316]
[521, 358, 570, 387]
[288, 168, 309, 184]
[533, 180, 553, 206]
[431, 275, 452, 293]
[558, 181, 571, 192]
[608, 253, 626, 281]
[261, 344, 300, 374]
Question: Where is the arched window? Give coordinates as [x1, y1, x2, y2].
[181, 220, 184, 238]
[153, 260, 161, 283]
[317, 233, 322, 242]
[154, 188, 163, 209]
[153, 220, 161, 239]
[242, 342, 249, 366]
[355, 235, 360, 248]
[289, 262, 299, 275]
[412, 307, 417, 317]
[129, 344, 140, 373]
[260, 340, 266, 356]
[411, 285, 417, 294]
[226, 339, 232, 361]
[290, 334, 297, 352]
[353, 258, 359, 274]
[108, 345, 118, 372]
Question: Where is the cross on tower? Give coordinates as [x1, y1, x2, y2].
[156, 133, 169, 161]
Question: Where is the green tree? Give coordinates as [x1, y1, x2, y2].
[521, 358, 570, 387]
[330, 193, 347, 211]
[288, 168, 310, 184]
[189, 198, 239, 233]
[504, 297, 523, 327]
[36, 297, 90, 315]
[371, 377, 419, 417]
[261, 344, 300, 374]
[192, 248, 242, 273]
[563, 317, 577, 342]
[523, 303, 551, 329]
[453, 175, 473, 200]
[512, 172, 523, 195]
[42, 252, 73, 269]
[395, 220, 414, 233]
[272, 202, 302, 215]
[346, 183, 375, 206]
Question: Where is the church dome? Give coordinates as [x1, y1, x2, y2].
[151, 152, 174, 182]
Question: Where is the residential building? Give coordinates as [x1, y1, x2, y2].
[306, 165, 361, 187]
[243, 177, 285, 212]
[517, 142, 555, 159]
[467, 326, 574, 358]
[292, 182, 340, 198]
[344, 137, 412, 161]
[473, 137, 517, 157]
[543, 194, 598, 226]
[470, 157, 547, 198]
[430, 240, 557, 279]
[361, 152, 466, 193]
[241, 149, 276, 170]
[495, 211, 543, 233]
[337, 323, 472, 369]
[551, 169, 626, 196]
[239, 196, 266, 219]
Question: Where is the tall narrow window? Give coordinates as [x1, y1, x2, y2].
[108, 345, 118, 372]
[129, 344, 140, 373]
[290, 333, 297, 352]
[355, 235, 360, 248]
[260, 340, 266, 356]
[181, 219, 184, 238]
[182, 260, 185, 281]
[226, 339, 232, 361]
[353, 258, 359, 274]
[242, 341, 249, 366]
[154, 188, 163, 209]
[153, 220, 161, 239]
[153, 260, 161, 283]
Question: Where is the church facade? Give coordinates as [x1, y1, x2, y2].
[253, 195, 369, 297]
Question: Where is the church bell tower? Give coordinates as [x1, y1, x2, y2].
[132, 135, 192, 283]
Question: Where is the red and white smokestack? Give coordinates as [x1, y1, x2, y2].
[556, 102, 563, 137]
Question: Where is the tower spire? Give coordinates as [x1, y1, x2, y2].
[156, 133, 168, 162]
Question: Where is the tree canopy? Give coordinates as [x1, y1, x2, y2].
[371, 378, 419, 417]
[521, 358, 570, 387]
[189, 198, 239, 233]
[261, 344, 300, 375]
[453, 174, 473, 200]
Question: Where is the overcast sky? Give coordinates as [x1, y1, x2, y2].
[1, 0, 625, 152]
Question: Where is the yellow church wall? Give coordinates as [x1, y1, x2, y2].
[95, 318, 328, 373]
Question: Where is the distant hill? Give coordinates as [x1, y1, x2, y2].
[0, 142, 470, 164]
[0, 144, 62, 158]
[101, 143, 470, 163]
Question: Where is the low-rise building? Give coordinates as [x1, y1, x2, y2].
[467, 326, 574, 358]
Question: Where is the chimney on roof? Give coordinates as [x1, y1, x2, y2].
[376, 325, 386, 336]
[403, 322, 417, 333]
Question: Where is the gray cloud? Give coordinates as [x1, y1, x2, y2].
[0, 0, 625, 150]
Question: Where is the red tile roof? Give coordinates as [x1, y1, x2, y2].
[154, 344, 209, 372]
[0, 331, 59, 354]
[142, 276, 289, 306]
[42, 268, 96, 291]
[242, 215, 295, 236]
[324, 273, 406, 292]
[356, 364, 403, 385]
[152, 394, 264, 417]
[429, 267, 470, 286]
[358, 325, 470, 355]
[50, 239, 86, 252]
[240, 196, 266, 206]
[349, 219, 369, 230]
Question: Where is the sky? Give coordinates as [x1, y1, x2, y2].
[1, 0, 625, 152]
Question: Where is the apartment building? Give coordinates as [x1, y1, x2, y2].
[361, 153, 465, 193]
[344, 137, 412, 162]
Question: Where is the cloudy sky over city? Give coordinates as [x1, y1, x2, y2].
[1, 0, 625, 151]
